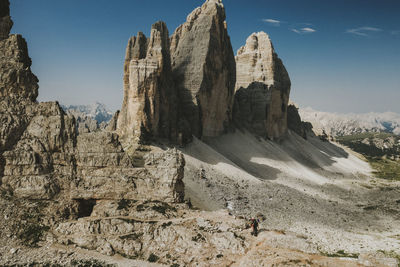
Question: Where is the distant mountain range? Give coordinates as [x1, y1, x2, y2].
[61, 103, 400, 138]
[299, 107, 400, 137]
[61, 102, 113, 124]
[61, 102, 113, 133]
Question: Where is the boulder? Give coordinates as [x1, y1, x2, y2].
[170, 0, 236, 140]
[233, 32, 291, 140]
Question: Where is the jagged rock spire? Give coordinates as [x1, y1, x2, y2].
[117, 21, 177, 143]
[170, 0, 236, 140]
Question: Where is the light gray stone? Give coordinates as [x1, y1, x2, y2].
[170, 0, 236, 140]
[233, 32, 291, 140]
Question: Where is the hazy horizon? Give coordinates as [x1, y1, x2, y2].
[10, 0, 400, 113]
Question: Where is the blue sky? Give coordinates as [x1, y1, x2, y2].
[10, 0, 400, 113]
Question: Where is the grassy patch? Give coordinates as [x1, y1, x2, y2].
[191, 233, 206, 242]
[320, 249, 359, 258]
[17, 223, 50, 247]
[136, 200, 177, 214]
[14, 201, 50, 247]
[117, 199, 136, 210]
[148, 253, 159, 263]
[369, 158, 400, 181]
[119, 233, 143, 240]
[119, 252, 139, 260]
[70, 259, 116, 267]
[151, 202, 177, 214]
[162, 221, 172, 228]
[336, 133, 400, 181]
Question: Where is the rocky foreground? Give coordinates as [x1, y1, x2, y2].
[0, 0, 399, 266]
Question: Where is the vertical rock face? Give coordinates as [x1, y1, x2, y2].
[287, 104, 314, 139]
[0, 0, 39, 153]
[0, 0, 13, 41]
[0, 28, 39, 101]
[0, 0, 38, 101]
[117, 21, 177, 143]
[170, 0, 236, 140]
[233, 32, 291, 139]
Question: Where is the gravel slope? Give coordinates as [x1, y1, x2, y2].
[181, 130, 400, 255]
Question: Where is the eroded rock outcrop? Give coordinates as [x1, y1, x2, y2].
[287, 104, 314, 139]
[233, 32, 291, 139]
[170, 0, 236, 140]
[0, 19, 38, 101]
[117, 21, 177, 143]
[0, 34, 39, 101]
[0, 0, 185, 206]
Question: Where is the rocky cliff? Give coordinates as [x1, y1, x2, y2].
[233, 32, 291, 140]
[287, 103, 314, 139]
[0, 0, 12, 41]
[1, 0, 185, 249]
[170, 0, 236, 140]
[0, 2, 38, 101]
[116, 21, 177, 143]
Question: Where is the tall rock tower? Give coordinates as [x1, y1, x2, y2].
[117, 22, 177, 143]
[170, 0, 236, 141]
[233, 32, 291, 140]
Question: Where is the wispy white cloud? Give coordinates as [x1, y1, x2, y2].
[291, 27, 316, 34]
[302, 27, 316, 33]
[346, 27, 382, 37]
[262, 19, 282, 26]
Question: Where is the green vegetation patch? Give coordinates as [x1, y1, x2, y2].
[17, 223, 50, 247]
[336, 133, 400, 181]
[117, 199, 136, 210]
[148, 253, 159, 263]
[136, 200, 177, 214]
[70, 259, 116, 267]
[369, 158, 400, 181]
[320, 249, 359, 259]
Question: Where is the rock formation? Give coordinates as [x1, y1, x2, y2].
[0, 0, 13, 41]
[287, 104, 314, 139]
[1, 1, 400, 266]
[170, 0, 236, 140]
[0, 0, 38, 101]
[1, 0, 184, 226]
[233, 32, 291, 139]
[116, 21, 177, 143]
